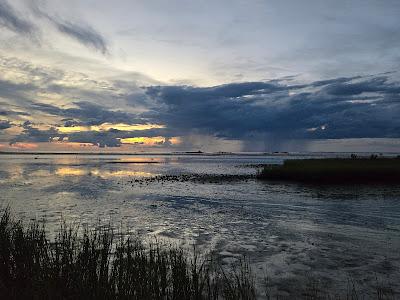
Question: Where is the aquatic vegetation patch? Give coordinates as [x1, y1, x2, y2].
[257, 158, 400, 183]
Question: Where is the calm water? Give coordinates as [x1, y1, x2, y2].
[1, 154, 400, 296]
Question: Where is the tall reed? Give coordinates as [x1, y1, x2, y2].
[0, 209, 256, 300]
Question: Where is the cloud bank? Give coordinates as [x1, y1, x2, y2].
[143, 75, 400, 141]
[2, 71, 399, 149]
[0, 52, 399, 151]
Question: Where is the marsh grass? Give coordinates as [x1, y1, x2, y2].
[0, 209, 397, 299]
[257, 158, 400, 183]
[0, 209, 256, 300]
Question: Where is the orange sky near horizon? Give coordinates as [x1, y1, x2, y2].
[0, 138, 182, 152]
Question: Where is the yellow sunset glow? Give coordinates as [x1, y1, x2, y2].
[57, 123, 165, 133]
[120, 136, 166, 145]
[57, 127, 85, 133]
[120, 136, 182, 146]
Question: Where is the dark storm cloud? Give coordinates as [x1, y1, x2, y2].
[143, 75, 400, 140]
[0, 0, 35, 37]
[31, 101, 143, 126]
[144, 82, 283, 138]
[145, 82, 284, 104]
[0, 120, 11, 130]
[321, 76, 400, 96]
[309, 76, 362, 88]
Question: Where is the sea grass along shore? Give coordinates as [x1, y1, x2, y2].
[0, 209, 257, 300]
[257, 157, 400, 183]
[0, 209, 396, 299]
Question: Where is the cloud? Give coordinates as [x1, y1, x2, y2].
[51, 20, 108, 54]
[67, 130, 122, 148]
[0, 0, 108, 54]
[9, 119, 169, 148]
[143, 82, 283, 138]
[0, 110, 30, 116]
[0, 120, 11, 130]
[66, 127, 171, 148]
[5, 70, 400, 149]
[0, 55, 146, 117]
[31, 2, 108, 54]
[31, 101, 144, 126]
[321, 76, 400, 96]
[10, 122, 59, 144]
[0, 0, 35, 37]
[0, 79, 36, 105]
[143, 75, 400, 141]
[0, 55, 158, 148]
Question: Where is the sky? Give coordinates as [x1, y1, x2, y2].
[0, 0, 400, 153]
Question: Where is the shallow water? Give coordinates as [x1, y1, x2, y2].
[1, 154, 400, 297]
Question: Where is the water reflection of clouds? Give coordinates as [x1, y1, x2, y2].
[42, 175, 115, 198]
[1, 164, 24, 181]
[56, 167, 156, 178]
[56, 168, 86, 176]
[0, 170, 10, 180]
[1, 163, 157, 180]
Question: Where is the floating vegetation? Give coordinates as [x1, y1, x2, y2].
[127, 174, 256, 185]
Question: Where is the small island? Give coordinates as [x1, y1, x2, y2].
[257, 156, 400, 183]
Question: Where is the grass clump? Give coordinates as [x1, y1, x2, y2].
[1, 209, 398, 299]
[0, 209, 256, 300]
[257, 157, 400, 183]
